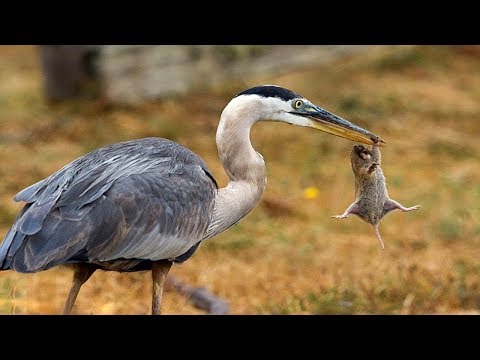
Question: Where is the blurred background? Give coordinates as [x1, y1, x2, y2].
[0, 45, 479, 314]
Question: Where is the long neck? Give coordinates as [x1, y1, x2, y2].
[204, 104, 267, 239]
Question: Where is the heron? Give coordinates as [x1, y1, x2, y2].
[0, 85, 385, 314]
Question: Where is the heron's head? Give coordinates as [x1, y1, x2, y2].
[223, 84, 385, 146]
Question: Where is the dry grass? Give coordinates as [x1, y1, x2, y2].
[1, 45, 480, 314]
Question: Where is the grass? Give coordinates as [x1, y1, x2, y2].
[1, 45, 480, 314]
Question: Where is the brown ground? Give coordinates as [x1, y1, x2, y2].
[0, 45, 479, 314]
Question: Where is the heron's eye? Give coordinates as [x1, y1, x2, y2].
[294, 100, 303, 109]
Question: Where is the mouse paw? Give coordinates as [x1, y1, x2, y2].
[402, 204, 421, 212]
[331, 214, 348, 219]
[368, 163, 379, 174]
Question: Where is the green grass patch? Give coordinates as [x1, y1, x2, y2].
[261, 287, 363, 314]
[372, 47, 427, 72]
[203, 236, 255, 253]
[428, 141, 477, 160]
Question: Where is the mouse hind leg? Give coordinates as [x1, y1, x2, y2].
[383, 198, 421, 217]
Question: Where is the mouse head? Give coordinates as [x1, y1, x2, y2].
[350, 144, 378, 177]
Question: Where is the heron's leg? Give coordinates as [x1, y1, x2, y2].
[151, 260, 173, 315]
[373, 224, 385, 250]
[332, 202, 359, 219]
[63, 264, 97, 314]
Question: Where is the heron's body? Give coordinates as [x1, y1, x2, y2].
[0, 85, 385, 314]
[1, 137, 218, 273]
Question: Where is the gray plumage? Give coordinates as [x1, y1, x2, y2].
[0, 84, 385, 314]
[1, 137, 217, 272]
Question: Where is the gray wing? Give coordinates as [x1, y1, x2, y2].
[0, 137, 217, 272]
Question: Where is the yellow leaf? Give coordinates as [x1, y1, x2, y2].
[303, 186, 319, 200]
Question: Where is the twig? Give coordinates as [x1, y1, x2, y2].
[165, 275, 229, 315]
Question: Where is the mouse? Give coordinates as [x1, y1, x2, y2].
[331, 143, 420, 250]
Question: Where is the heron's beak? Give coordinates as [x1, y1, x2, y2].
[303, 106, 386, 146]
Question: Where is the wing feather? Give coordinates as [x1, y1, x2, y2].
[0, 137, 218, 271]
